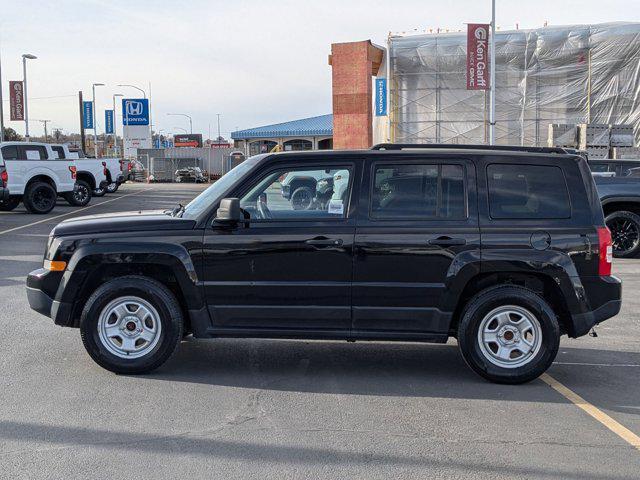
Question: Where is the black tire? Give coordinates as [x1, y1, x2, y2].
[23, 181, 57, 214]
[457, 285, 560, 384]
[93, 185, 107, 197]
[0, 196, 21, 211]
[80, 276, 183, 374]
[605, 210, 640, 258]
[106, 182, 119, 193]
[64, 180, 92, 207]
[290, 186, 314, 210]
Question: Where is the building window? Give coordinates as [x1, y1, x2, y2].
[283, 139, 312, 151]
[249, 140, 277, 156]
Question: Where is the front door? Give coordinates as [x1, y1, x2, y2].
[352, 157, 479, 338]
[201, 160, 359, 336]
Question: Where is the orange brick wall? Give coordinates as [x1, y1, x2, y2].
[330, 41, 383, 150]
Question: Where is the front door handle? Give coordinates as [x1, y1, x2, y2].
[428, 237, 466, 247]
[306, 237, 343, 247]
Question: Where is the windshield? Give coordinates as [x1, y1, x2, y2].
[181, 155, 264, 219]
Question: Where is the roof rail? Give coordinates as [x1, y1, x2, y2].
[371, 143, 572, 155]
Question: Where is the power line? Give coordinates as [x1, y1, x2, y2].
[1, 93, 76, 102]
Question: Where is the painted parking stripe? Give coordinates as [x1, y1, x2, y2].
[0, 189, 152, 236]
[541, 373, 640, 451]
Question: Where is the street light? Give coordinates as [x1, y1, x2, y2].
[92, 83, 105, 158]
[167, 113, 192, 133]
[173, 126, 187, 133]
[117, 84, 146, 98]
[113, 93, 123, 156]
[22, 53, 37, 141]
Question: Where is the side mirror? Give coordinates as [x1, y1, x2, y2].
[214, 198, 241, 224]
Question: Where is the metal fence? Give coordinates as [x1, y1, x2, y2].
[135, 147, 243, 182]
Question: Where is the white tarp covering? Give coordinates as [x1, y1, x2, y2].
[388, 22, 640, 146]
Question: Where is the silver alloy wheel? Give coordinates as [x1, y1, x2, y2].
[97, 296, 162, 359]
[477, 305, 543, 369]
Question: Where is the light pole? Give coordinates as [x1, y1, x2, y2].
[22, 54, 37, 141]
[113, 93, 123, 156]
[167, 113, 192, 134]
[117, 84, 146, 98]
[489, 0, 496, 145]
[92, 83, 104, 158]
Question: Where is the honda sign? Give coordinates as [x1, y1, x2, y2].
[121, 98, 149, 126]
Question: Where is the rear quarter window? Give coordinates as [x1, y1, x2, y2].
[487, 164, 571, 219]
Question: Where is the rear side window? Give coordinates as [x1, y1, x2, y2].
[1, 145, 19, 160]
[371, 163, 467, 219]
[487, 164, 571, 219]
[51, 146, 65, 159]
[21, 145, 48, 160]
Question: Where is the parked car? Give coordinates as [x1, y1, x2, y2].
[589, 159, 640, 178]
[280, 169, 336, 210]
[50, 144, 108, 206]
[73, 149, 125, 194]
[0, 163, 9, 204]
[0, 142, 76, 213]
[27, 144, 621, 384]
[594, 175, 640, 258]
[125, 159, 146, 182]
[175, 166, 206, 183]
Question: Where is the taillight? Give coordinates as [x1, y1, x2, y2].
[102, 161, 108, 176]
[128, 162, 133, 172]
[69, 165, 77, 180]
[597, 227, 613, 276]
[0, 169, 7, 187]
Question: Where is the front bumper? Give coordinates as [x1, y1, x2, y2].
[26, 268, 73, 326]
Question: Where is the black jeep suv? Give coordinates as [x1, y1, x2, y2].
[26, 144, 622, 383]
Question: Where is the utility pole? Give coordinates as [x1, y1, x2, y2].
[35, 119, 50, 142]
[489, 0, 496, 145]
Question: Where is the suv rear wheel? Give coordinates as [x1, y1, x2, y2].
[457, 285, 560, 384]
[106, 182, 119, 193]
[23, 181, 57, 214]
[605, 210, 640, 258]
[80, 276, 183, 374]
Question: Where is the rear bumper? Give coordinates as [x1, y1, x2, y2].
[98, 180, 109, 189]
[115, 174, 125, 184]
[0, 186, 9, 202]
[570, 275, 622, 338]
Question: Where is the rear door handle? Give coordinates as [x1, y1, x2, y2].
[306, 238, 343, 247]
[428, 237, 466, 246]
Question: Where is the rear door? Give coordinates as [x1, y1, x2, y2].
[352, 156, 479, 338]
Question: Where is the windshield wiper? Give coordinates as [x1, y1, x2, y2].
[171, 203, 185, 217]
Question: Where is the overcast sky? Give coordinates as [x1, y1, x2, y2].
[1, 0, 638, 139]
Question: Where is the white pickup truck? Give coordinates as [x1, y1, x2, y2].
[50, 144, 108, 205]
[72, 150, 125, 194]
[0, 142, 76, 214]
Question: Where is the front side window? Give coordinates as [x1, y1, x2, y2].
[487, 164, 571, 219]
[371, 163, 466, 219]
[240, 166, 352, 221]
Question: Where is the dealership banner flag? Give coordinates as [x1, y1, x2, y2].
[9, 81, 24, 121]
[105, 109, 114, 134]
[467, 23, 490, 90]
[82, 101, 94, 129]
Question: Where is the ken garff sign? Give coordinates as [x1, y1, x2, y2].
[466, 23, 490, 90]
[121, 98, 149, 126]
[375, 78, 387, 116]
[82, 101, 94, 129]
[105, 110, 114, 134]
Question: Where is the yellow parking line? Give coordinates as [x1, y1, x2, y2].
[541, 373, 640, 451]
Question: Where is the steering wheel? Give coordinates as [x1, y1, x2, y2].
[257, 197, 272, 220]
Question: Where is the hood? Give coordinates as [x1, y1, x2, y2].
[51, 210, 197, 237]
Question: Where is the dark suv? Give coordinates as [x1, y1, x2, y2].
[26, 144, 622, 383]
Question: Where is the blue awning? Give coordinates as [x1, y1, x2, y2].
[231, 114, 332, 140]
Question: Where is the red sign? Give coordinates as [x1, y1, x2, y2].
[467, 24, 490, 90]
[9, 81, 24, 121]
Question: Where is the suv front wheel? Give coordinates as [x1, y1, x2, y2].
[457, 285, 560, 384]
[80, 276, 183, 374]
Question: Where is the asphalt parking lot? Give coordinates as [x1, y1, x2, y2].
[1, 182, 639, 479]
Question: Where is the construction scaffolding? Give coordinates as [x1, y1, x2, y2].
[388, 22, 640, 146]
